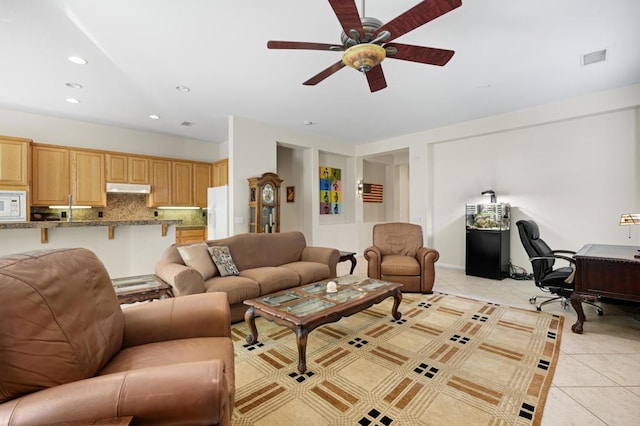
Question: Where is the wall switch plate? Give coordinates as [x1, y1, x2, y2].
[234, 216, 244, 224]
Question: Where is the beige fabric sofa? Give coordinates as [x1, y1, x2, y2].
[155, 231, 340, 322]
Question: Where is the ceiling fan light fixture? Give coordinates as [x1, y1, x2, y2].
[342, 43, 386, 73]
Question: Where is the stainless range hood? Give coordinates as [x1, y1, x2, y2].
[106, 182, 151, 194]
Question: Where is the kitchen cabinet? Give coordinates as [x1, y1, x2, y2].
[32, 145, 70, 205]
[32, 146, 105, 206]
[147, 159, 172, 207]
[212, 159, 228, 187]
[176, 227, 206, 244]
[106, 153, 128, 183]
[72, 150, 106, 206]
[106, 154, 149, 184]
[193, 162, 211, 208]
[0, 136, 30, 188]
[129, 156, 149, 184]
[172, 161, 193, 206]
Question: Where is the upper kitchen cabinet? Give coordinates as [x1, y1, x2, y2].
[129, 156, 149, 184]
[106, 153, 149, 184]
[72, 150, 106, 206]
[32, 145, 106, 207]
[0, 136, 31, 189]
[193, 162, 211, 208]
[172, 161, 194, 206]
[32, 145, 70, 205]
[147, 158, 172, 207]
[105, 153, 128, 183]
[212, 159, 228, 187]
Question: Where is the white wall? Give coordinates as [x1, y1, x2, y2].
[0, 108, 221, 160]
[432, 108, 637, 270]
[357, 84, 640, 273]
[228, 116, 358, 250]
[277, 145, 305, 233]
[0, 225, 176, 278]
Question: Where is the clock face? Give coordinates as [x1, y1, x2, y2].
[262, 184, 274, 204]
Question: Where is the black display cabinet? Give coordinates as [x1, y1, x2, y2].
[465, 203, 511, 280]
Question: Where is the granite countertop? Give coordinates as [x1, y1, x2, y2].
[0, 219, 182, 229]
[176, 225, 206, 230]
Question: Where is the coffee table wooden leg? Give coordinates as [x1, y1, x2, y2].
[296, 326, 309, 373]
[245, 307, 259, 344]
[391, 289, 403, 320]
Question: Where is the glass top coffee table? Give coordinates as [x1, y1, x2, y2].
[244, 276, 402, 373]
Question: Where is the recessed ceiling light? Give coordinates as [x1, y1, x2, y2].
[65, 98, 81, 104]
[68, 56, 88, 65]
[476, 83, 491, 88]
[149, 114, 160, 120]
[303, 120, 313, 125]
[65, 82, 83, 89]
[175, 85, 191, 92]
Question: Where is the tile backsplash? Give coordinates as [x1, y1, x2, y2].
[32, 194, 206, 226]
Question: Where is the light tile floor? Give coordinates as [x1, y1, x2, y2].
[337, 258, 640, 426]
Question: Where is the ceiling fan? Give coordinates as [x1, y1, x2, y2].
[267, 0, 462, 92]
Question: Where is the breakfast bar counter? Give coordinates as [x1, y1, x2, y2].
[0, 219, 181, 278]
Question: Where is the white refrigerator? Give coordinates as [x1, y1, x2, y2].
[207, 186, 229, 240]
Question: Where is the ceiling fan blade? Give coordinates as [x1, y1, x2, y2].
[328, 0, 365, 41]
[385, 43, 454, 66]
[366, 65, 387, 93]
[267, 41, 344, 51]
[303, 60, 346, 86]
[375, 0, 462, 42]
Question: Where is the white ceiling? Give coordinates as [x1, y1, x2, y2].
[1, 0, 638, 146]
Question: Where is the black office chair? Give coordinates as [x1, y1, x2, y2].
[516, 220, 603, 315]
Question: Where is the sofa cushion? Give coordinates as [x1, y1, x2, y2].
[209, 246, 239, 277]
[281, 261, 330, 285]
[240, 267, 300, 294]
[203, 276, 260, 305]
[373, 222, 423, 257]
[381, 255, 421, 276]
[208, 232, 307, 271]
[177, 243, 217, 280]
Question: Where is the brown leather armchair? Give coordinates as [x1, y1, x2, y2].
[0, 248, 234, 426]
[364, 222, 440, 293]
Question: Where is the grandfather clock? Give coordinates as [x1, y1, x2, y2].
[248, 172, 283, 233]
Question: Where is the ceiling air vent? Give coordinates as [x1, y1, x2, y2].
[180, 121, 194, 127]
[582, 49, 606, 66]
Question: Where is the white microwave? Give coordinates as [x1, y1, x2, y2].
[0, 190, 27, 222]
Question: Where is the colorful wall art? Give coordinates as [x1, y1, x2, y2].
[320, 166, 341, 215]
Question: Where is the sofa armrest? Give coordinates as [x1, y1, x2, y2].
[122, 292, 231, 348]
[0, 360, 229, 426]
[301, 246, 340, 278]
[417, 247, 440, 293]
[364, 246, 382, 279]
[155, 261, 205, 296]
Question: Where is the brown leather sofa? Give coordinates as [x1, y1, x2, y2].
[364, 222, 440, 293]
[155, 231, 340, 322]
[0, 248, 234, 426]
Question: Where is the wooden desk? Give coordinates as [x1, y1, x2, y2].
[570, 244, 640, 333]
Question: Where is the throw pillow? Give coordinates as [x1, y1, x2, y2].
[177, 243, 217, 280]
[208, 245, 240, 277]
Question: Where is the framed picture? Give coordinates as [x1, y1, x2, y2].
[286, 186, 295, 203]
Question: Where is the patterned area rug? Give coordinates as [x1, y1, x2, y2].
[231, 292, 563, 426]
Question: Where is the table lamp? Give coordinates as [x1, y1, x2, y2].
[619, 213, 640, 258]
